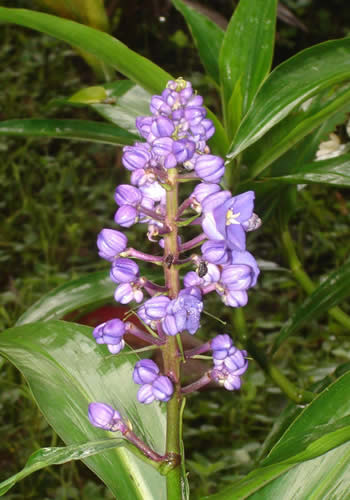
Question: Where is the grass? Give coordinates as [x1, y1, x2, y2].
[1, 4, 350, 499]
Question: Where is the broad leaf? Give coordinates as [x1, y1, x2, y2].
[204, 372, 350, 499]
[228, 38, 350, 160]
[219, 0, 277, 133]
[246, 83, 350, 179]
[0, 7, 171, 95]
[172, 0, 224, 86]
[272, 258, 350, 352]
[0, 119, 138, 145]
[16, 271, 114, 326]
[0, 321, 166, 499]
[268, 153, 350, 187]
[0, 439, 124, 495]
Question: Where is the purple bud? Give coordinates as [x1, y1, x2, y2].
[151, 116, 175, 137]
[97, 229, 128, 261]
[194, 155, 225, 183]
[186, 94, 203, 108]
[211, 334, 232, 354]
[136, 116, 153, 139]
[184, 106, 206, 126]
[184, 271, 201, 288]
[152, 376, 174, 402]
[93, 319, 126, 354]
[173, 139, 196, 163]
[114, 185, 142, 207]
[110, 258, 139, 283]
[137, 384, 155, 404]
[192, 182, 221, 205]
[143, 295, 171, 319]
[191, 118, 215, 140]
[222, 290, 248, 308]
[221, 265, 254, 291]
[88, 402, 123, 431]
[122, 145, 151, 171]
[150, 96, 172, 116]
[114, 205, 138, 227]
[201, 240, 230, 265]
[229, 251, 260, 287]
[133, 359, 160, 385]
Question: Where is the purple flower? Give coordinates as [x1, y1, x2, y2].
[93, 319, 126, 354]
[137, 384, 156, 404]
[88, 402, 125, 431]
[173, 138, 196, 163]
[201, 240, 230, 265]
[110, 258, 139, 283]
[210, 338, 248, 391]
[191, 182, 221, 207]
[162, 291, 203, 336]
[97, 229, 127, 261]
[211, 334, 232, 361]
[152, 376, 173, 402]
[133, 359, 160, 385]
[143, 295, 171, 320]
[194, 155, 225, 183]
[202, 191, 256, 251]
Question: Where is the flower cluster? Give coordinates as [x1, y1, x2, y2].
[89, 78, 261, 433]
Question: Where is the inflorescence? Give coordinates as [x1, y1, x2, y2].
[88, 78, 261, 435]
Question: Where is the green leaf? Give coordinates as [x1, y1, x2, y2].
[228, 38, 350, 160]
[219, 0, 277, 129]
[0, 439, 124, 495]
[0, 321, 166, 499]
[0, 7, 171, 95]
[272, 258, 350, 352]
[246, 83, 350, 179]
[16, 271, 114, 326]
[0, 119, 138, 146]
[172, 0, 224, 86]
[268, 153, 350, 187]
[204, 372, 350, 500]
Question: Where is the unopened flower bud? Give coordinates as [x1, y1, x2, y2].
[97, 229, 128, 261]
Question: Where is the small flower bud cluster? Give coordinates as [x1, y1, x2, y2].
[89, 78, 260, 430]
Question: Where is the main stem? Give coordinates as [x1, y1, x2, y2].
[163, 168, 183, 499]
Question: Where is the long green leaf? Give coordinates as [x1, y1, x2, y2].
[0, 439, 124, 495]
[219, 0, 277, 128]
[204, 372, 350, 499]
[272, 258, 350, 353]
[246, 83, 350, 179]
[0, 321, 166, 499]
[172, 0, 224, 86]
[268, 153, 350, 187]
[16, 271, 114, 326]
[0, 7, 171, 95]
[228, 38, 350, 160]
[0, 119, 138, 145]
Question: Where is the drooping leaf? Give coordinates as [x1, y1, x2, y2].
[245, 83, 350, 179]
[272, 258, 350, 352]
[0, 119, 138, 146]
[0, 439, 124, 495]
[0, 7, 171, 95]
[268, 153, 350, 187]
[172, 0, 224, 86]
[219, 0, 277, 133]
[227, 38, 350, 160]
[204, 371, 350, 499]
[0, 321, 167, 499]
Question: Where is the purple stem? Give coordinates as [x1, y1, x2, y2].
[176, 197, 194, 219]
[124, 428, 165, 462]
[184, 341, 211, 359]
[180, 233, 207, 252]
[123, 247, 163, 263]
[139, 206, 166, 222]
[141, 278, 168, 295]
[126, 322, 165, 346]
[181, 372, 212, 394]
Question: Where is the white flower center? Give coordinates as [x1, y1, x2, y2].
[226, 209, 241, 226]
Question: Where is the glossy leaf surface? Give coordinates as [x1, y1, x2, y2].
[219, 0, 277, 119]
[16, 271, 114, 326]
[269, 153, 350, 187]
[0, 321, 166, 499]
[228, 38, 350, 159]
[273, 258, 350, 352]
[0, 119, 138, 145]
[0, 439, 123, 495]
[205, 372, 350, 499]
[0, 7, 171, 95]
[172, 0, 224, 86]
